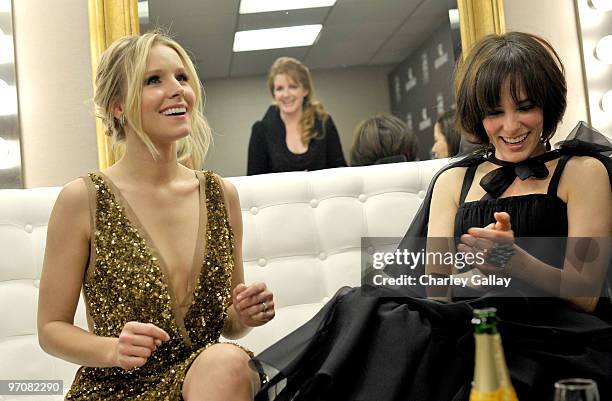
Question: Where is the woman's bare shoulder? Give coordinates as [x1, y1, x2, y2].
[434, 165, 468, 191]
[563, 156, 609, 189]
[49, 178, 91, 234]
[57, 178, 90, 208]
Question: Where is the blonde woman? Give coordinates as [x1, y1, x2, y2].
[37, 32, 273, 400]
[247, 57, 346, 175]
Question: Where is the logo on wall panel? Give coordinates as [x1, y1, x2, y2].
[405, 112, 414, 132]
[405, 68, 416, 92]
[418, 108, 432, 131]
[436, 93, 445, 115]
[394, 75, 401, 104]
[434, 43, 448, 69]
[421, 53, 429, 84]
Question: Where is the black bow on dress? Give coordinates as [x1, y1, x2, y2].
[479, 122, 612, 198]
[479, 151, 560, 198]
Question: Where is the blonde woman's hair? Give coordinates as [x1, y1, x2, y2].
[93, 31, 211, 168]
[267, 57, 328, 145]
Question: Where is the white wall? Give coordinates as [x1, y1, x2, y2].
[14, 0, 97, 188]
[504, 0, 589, 143]
[203, 65, 392, 177]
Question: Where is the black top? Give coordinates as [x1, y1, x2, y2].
[454, 154, 570, 238]
[247, 105, 347, 175]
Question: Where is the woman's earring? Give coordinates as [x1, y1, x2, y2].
[118, 114, 126, 127]
[540, 135, 551, 151]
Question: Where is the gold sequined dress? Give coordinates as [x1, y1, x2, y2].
[66, 170, 240, 400]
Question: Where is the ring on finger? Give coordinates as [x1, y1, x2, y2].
[261, 301, 268, 313]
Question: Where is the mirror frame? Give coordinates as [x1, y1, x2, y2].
[88, 0, 505, 170]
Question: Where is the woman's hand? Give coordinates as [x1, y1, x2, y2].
[457, 212, 516, 273]
[113, 322, 170, 370]
[233, 282, 275, 327]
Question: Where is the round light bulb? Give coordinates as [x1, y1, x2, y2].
[601, 90, 612, 112]
[589, 0, 612, 11]
[595, 35, 612, 64]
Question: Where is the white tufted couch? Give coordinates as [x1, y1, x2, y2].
[0, 159, 446, 400]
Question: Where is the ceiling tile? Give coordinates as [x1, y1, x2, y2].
[230, 47, 309, 77]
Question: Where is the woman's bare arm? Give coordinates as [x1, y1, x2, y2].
[465, 157, 612, 312]
[37, 178, 118, 367]
[38, 178, 170, 369]
[511, 156, 612, 312]
[425, 167, 465, 299]
[219, 177, 275, 339]
[218, 178, 251, 339]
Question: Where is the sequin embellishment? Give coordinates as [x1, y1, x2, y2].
[66, 171, 235, 400]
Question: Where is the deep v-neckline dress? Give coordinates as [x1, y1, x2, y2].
[66, 171, 236, 400]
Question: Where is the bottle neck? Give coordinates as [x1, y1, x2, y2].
[473, 333, 499, 392]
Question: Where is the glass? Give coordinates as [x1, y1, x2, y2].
[554, 379, 600, 401]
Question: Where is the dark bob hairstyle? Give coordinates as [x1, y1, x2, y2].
[350, 114, 419, 166]
[454, 32, 567, 146]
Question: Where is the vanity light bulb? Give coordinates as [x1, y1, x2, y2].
[0, 27, 13, 65]
[595, 35, 612, 64]
[0, 137, 8, 159]
[601, 90, 612, 113]
[589, 0, 612, 11]
[0, 0, 10, 13]
[0, 79, 17, 115]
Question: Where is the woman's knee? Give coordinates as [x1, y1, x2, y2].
[187, 343, 254, 385]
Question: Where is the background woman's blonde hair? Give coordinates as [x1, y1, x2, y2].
[94, 31, 211, 168]
[267, 57, 328, 145]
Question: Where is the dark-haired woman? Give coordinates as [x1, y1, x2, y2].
[253, 32, 612, 401]
[350, 114, 419, 166]
[432, 108, 462, 158]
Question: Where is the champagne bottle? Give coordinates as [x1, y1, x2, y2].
[469, 307, 518, 401]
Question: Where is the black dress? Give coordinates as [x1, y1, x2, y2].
[253, 123, 612, 401]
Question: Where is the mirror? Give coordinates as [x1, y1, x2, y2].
[138, 0, 459, 176]
[0, 0, 22, 188]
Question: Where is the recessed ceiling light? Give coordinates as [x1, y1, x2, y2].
[239, 0, 336, 14]
[233, 24, 322, 52]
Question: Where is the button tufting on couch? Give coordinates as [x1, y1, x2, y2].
[0, 159, 447, 399]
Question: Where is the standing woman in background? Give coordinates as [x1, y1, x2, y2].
[247, 57, 347, 175]
[37, 32, 274, 400]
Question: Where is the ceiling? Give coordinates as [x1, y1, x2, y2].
[141, 0, 457, 80]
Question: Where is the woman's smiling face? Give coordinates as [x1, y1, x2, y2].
[273, 73, 309, 117]
[139, 44, 195, 145]
[482, 81, 545, 162]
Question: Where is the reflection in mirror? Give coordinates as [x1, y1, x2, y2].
[0, 0, 22, 188]
[139, 0, 459, 176]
